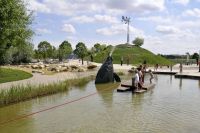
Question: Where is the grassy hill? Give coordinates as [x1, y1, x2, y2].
[93, 45, 173, 65]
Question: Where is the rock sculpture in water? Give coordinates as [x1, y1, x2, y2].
[95, 56, 121, 84]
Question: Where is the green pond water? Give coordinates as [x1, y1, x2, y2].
[1, 75, 200, 133]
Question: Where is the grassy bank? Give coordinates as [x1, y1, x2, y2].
[0, 76, 94, 107]
[94, 45, 173, 65]
[0, 68, 32, 83]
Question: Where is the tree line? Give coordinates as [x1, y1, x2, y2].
[0, 0, 110, 65]
[0, 0, 144, 65]
[160, 53, 199, 60]
[34, 41, 112, 65]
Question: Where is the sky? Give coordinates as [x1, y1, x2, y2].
[24, 0, 200, 54]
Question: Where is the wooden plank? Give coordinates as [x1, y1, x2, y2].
[118, 80, 155, 93]
[121, 80, 132, 88]
[117, 87, 132, 92]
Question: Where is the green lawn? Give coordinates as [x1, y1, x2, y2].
[0, 68, 33, 83]
[93, 45, 173, 65]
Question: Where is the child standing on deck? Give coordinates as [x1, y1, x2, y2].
[149, 69, 154, 84]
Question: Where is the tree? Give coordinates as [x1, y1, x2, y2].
[52, 46, 58, 59]
[74, 42, 87, 65]
[192, 53, 199, 60]
[132, 37, 144, 47]
[34, 50, 42, 60]
[0, 0, 34, 64]
[58, 41, 72, 61]
[94, 43, 101, 52]
[12, 43, 33, 64]
[37, 41, 53, 60]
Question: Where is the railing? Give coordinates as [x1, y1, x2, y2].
[169, 59, 197, 64]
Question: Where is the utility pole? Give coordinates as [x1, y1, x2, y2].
[122, 16, 131, 44]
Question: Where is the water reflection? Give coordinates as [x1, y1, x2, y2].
[179, 78, 182, 89]
[1, 75, 200, 133]
[199, 80, 200, 89]
[170, 75, 172, 84]
[132, 93, 145, 106]
[154, 74, 158, 82]
[95, 83, 120, 107]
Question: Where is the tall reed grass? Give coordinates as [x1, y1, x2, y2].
[0, 76, 94, 107]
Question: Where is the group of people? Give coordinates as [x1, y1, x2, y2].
[133, 65, 154, 91]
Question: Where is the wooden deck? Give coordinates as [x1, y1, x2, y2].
[135, 89, 146, 93]
[117, 80, 155, 93]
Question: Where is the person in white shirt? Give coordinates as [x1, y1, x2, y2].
[133, 69, 140, 91]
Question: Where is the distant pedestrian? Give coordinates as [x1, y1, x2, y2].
[170, 65, 172, 72]
[179, 63, 183, 73]
[154, 64, 159, 71]
[121, 56, 123, 66]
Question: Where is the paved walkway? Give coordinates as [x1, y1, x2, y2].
[0, 63, 133, 91]
[149, 64, 200, 79]
[0, 71, 97, 90]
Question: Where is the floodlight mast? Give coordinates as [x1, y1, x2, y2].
[199, 50, 200, 72]
[122, 16, 131, 44]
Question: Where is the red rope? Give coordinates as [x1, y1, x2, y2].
[0, 83, 119, 126]
[0, 92, 97, 126]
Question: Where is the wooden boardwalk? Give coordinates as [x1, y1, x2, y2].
[117, 80, 155, 93]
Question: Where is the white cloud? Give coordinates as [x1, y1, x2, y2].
[67, 15, 95, 23]
[24, 0, 50, 13]
[94, 15, 119, 24]
[67, 14, 119, 24]
[137, 15, 200, 29]
[156, 25, 180, 34]
[107, 0, 165, 13]
[96, 24, 144, 36]
[173, 0, 190, 5]
[36, 28, 52, 34]
[137, 16, 172, 24]
[62, 24, 76, 34]
[25, 0, 165, 16]
[182, 8, 200, 18]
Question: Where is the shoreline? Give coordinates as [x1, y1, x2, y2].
[1, 62, 200, 91]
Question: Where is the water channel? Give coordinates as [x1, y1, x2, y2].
[1, 74, 200, 133]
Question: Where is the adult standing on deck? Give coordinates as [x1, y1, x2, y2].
[133, 69, 140, 91]
[141, 66, 146, 83]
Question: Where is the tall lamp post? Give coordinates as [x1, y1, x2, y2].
[122, 16, 131, 44]
[199, 50, 200, 72]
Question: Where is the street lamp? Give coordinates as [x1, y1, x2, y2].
[199, 50, 200, 72]
[122, 16, 131, 44]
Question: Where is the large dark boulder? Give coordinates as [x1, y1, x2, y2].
[95, 56, 121, 84]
